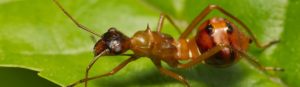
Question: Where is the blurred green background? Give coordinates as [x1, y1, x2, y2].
[0, 0, 299, 87]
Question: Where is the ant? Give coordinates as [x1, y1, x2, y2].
[53, 0, 283, 87]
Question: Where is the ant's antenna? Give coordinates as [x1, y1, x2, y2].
[52, 0, 101, 37]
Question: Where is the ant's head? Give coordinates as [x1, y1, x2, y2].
[93, 27, 130, 56]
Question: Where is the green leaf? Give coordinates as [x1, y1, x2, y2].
[0, 67, 59, 87]
[0, 0, 298, 87]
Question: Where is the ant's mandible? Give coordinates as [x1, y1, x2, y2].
[53, 0, 283, 87]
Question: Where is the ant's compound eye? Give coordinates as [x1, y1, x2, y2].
[226, 22, 233, 33]
[205, 24, 214, 34]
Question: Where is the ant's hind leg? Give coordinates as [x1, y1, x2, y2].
[177, 44, 228, 68]
[233, 48, 284, 72]
[201, 5, 280, 50]
[254, 39, 280, 50]
[179, 4, 280, 49]
[156, 13, 182, 34]
[68, 56, 138, 87]
[152, 59, 190, 87]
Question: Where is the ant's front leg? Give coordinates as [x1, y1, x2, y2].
[83, 49, 109, 87]
[68, 56, 138, 87]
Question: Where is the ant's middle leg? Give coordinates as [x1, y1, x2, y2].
[156, 13, 182, 34]
[151, 59, 190, 87]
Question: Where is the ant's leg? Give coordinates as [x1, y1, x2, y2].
[180, 5, 278, 49]
[203, 5, 278, 49]
[68, 56, 138, 87]
[84, 49, 109, 87]
[177, 44, 284, 72]
[209, 5, 280, 49]
[179, 5, 219, 39]
[52, 0, 101, 37]
[156, 13, 181, 34]
[151, 59, 190, 87]
[233, 48, 284, 72]
[180, 5, 243, 39]
[177, 44, 228, 68]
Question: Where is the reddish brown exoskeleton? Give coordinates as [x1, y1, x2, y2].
[53, 0, 283, 87]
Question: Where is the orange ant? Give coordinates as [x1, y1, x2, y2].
[53, 0, 283, 87]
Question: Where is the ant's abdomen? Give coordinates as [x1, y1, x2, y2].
[195, 30, 237, 67]
[195, 18, 243, 67]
